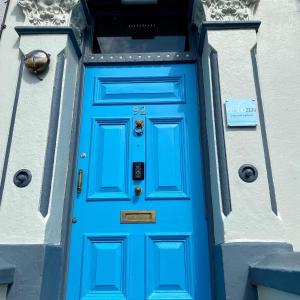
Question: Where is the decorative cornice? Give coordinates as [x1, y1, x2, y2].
[17, 0, 86, 43]
[193, 0, 259, 27]
[18, 0, 78, 26]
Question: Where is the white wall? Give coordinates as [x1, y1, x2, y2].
[203, 29, 286, 244]
[0, 0, 24, 200]
[0, 34, 80, 244]
[44, 38, 79, 244]
[202, 0, 300, 248]
[255, 0, 300, 250]
[0, 0, 80, 244]
[258, 286, 300, 300]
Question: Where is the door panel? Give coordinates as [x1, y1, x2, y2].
[94, 76, 185, 105]
[81, 235, 128, 299]
[146, 234, 193, 300]
[66, 64, 211, 300]
[88, 118, 131, 201]
[146, 117, 189, 200]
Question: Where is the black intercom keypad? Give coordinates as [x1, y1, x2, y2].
[132, 162, 144, 180]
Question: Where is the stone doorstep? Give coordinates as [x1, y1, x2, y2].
[251, 252, 300, 296]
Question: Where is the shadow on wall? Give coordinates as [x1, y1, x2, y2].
[253, 0, 261, 15]
[9, 1, 25, 23]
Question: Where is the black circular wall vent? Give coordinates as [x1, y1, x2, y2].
[13, 169, 32, 188]
[239, 164, 258, 183]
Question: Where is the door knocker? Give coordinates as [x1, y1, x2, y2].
[134, 119, 144, 136]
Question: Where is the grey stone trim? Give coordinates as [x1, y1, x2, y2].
[210, 49, 232, 216]
[0, 245, 61, 300]
[39, 51, 65, 217]
[40, 246, 62, 300]
[195, 55, 217, 300]
[0, 58, 24, 204]
[0, 258, 15, 284]
[201, 20, 261, 31]
[251, 46, 278, 215]
[84, 52, 197, 65]
[251, 252, 300, 296]
[198, 21, 261, 54]
[79, 0, 91, 24]
[215, 242, 293, 300]
[58, 31, 87, 300]
[14, 26, 82, 58]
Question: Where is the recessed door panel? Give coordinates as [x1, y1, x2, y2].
[146, 234, 192, 300]
[94, 76, 185, 105]
[81, 235, 127, 300]
[87, 119, 130, 201]
[146, 118, 189, 200]
[66, 64, 211, 300]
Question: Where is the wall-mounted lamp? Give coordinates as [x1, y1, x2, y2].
[24, 50, 50, 79]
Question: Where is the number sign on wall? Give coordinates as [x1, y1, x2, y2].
[225, 99, 258, 127]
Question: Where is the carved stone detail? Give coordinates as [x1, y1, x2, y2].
[70, 3, 86, 43]
[18, 0, 86, 43]
[18, 0, 77, 25]
[193, 0, 259, 26]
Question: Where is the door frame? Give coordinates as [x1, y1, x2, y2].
[59, 36, 216, 300]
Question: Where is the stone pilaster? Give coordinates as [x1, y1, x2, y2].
[193, 1, 286, 245]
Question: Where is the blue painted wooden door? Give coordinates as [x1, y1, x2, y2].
[66, 64, 211, 300]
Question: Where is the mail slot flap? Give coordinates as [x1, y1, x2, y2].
[121, 210, 156, 223]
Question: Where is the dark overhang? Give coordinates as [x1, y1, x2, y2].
[86, 0, 194, 53]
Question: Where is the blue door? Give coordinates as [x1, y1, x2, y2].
[66, 64, 211, 300]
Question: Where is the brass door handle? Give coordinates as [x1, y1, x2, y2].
[134, 186, 142, 196]
[77, 169, 83, 194]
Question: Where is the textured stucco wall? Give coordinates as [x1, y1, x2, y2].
[255, 0, 300, 250]
[0, 0, 80, 245]
[0, 0, 23, 198]
[203, 29, 286, 244]
[258, 286, 300, 300]
[202, 0, 300, 249]
[0, 34, 69, 244]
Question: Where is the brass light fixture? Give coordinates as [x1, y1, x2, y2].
[24, 50, 50, 78]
